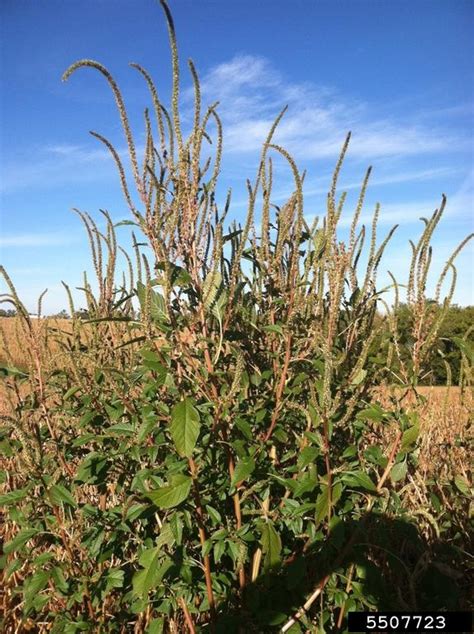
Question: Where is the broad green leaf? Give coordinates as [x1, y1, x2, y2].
[0, 487, 30, 506]
[51, 566, 68, 593]
[390, 461, 407, 483]
[400, 424, 419, 452]
[294, 473, 318, 498]
[231, 457, 255, 488]
[297, 446, 319, 469]
[75, 452, 108, 484]
[356, 405, 385, 422]
[170, 398, 201, 457]
[452, 337, 474, 364]
[132, 549, 173, 598]
[206, 505, 222, 524]
[154, 261, 192, 287]
[4, 528, 40, 555]
[262, 324, 284, 336]
[351, 368, 367, 386]
[104, 422, 135, 436]
[147, 475, 192, 509]
[170, 514, 183, 545]
[261, 521, 281, 571]
[126, 503, 150, 522]
[139, 349, 168, 378]
[314, 482, 342, 524]
[212, 289, 228, 321]
[49, 484, 77, 507]
[105, 403, 124, 421]
[155, 522, 176, 550]
[454, 475, 470, 496]
[146, 618, 165, 634]
[213, 538, 226, 563]
[315, 486, 330, 524]
[308, 403, 321, 427]
[24, 570, 50, 606]
[341, 470, 377, 492]
[136, 281, 168, 324]
[105, 568, 124, 591]
[235, 417, 253, 440]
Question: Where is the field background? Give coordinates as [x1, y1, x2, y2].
[1, 316, 471, 483]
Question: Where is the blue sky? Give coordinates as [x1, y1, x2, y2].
[1, 0, 473, 313]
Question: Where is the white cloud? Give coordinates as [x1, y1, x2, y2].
[1, 141, 143, 194]
[0, 232, 75, 247]
[193, 54, 469, 160]
[45, 143, 109, 162]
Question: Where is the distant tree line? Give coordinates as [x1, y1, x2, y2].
[365, 303, 473, 385]
[0, 308, 90, 319]
[390, 303, 473, 385]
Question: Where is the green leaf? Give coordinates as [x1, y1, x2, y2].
[351, 368, 367, 386]
[114, 219, 139, 227]
[262, 324, 284, 336]
[104, 422, 135, 436]
[231, 457, 255, 488]
[139, 349, 168, 375]
[235, 417, 252, 440]
[341, 470, 377, 492]
[105, 568, 124, 591]
[390, 461, 407, 483]
[356, 405, 385, 422]
[297, 446, 319, 469]
[75, 452, 108, 484]
[146, 618, 165, 634]
[206, 505, 222, 524]
[154, 261, 192, 287]
[136, 281, 168, 324]
[213, 538, 226, 563]
[126, 503, 150, 522]
[24, 570, 50, 606]
[51, 566, 68, 593]
[261, 521, 281, 572]
[170, 514, 183, 546]
[63, 386, 81, 401]
[454, 475, 471, 496]
[132, 549, 173, 598]
[4, 528, 40, 555]
[146, 475, 192, 509]
[0, 364, 28, 378]
[452, 337, 474, 364]
[212, 289, 228, 322]
[0, 487, 30, 506]
[155, 522, 176, 550]
[49, 484, 77, 507]
[400, 424, 419, 452]
[294, 473, 318, 497]
[170, 398, 201, 457]
[315, 485, 330, 524]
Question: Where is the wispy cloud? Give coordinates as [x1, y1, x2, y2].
[45, 143, 109, 161]
[0, 232, 75, 247]
[192, 54, 470, 160]
[1, 141, 141, 194]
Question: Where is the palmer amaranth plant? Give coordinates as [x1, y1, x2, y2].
[0, 1, 472, 632]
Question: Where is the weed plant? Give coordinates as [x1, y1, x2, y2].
[0, 2, 472, 631]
